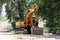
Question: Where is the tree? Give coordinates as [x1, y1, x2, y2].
[6, 0, 27, 29]
[40, 0, 60, 34]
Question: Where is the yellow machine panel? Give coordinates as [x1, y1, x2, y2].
[16, 21, 25, 28]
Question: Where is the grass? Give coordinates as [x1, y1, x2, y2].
[44, 27, 49, 33]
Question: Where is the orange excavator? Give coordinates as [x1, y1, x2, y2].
[16, 4, 39, 34]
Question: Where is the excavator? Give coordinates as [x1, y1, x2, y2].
[16, 4, 42, 34]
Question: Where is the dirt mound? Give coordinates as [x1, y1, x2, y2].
[0, 21, 13, 31]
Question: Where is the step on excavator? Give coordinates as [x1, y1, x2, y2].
[16, 4, 43, 35]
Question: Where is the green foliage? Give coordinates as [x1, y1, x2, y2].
[5, 0, 27, 29]
[0, 17, 7, 21]
[39, 0, 60, 34]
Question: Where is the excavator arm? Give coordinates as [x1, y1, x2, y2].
[26, 4, 39, 27]
[26, 6, 35, 27]
[35, 4, 39, 22]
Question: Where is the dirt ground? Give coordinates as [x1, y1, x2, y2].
[0, 21, 60, 40]
[0, 32, 60, 40]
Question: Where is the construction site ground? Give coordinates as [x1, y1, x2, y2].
[0, 21, 60, 40]
[0, 32, 60, 40]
